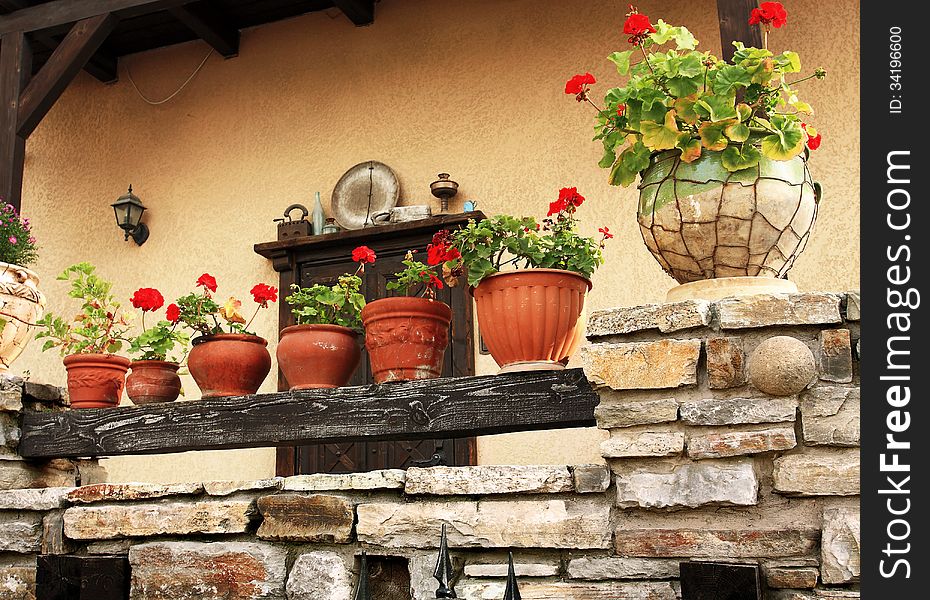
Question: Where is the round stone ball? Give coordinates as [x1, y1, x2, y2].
[748, 336, 816, 396]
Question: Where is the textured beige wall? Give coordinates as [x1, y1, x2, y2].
[16, 0, 859, 482]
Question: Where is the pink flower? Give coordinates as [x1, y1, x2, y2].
[8, 236, 16, 245]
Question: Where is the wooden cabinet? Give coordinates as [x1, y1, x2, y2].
[255, 213, 482, 475]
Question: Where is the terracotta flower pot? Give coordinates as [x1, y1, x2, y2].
[361, 296, 452, 383]
[0, 262, 46, 373]
[472, 269, 591, 373]
[187, 333, 271, 398]
[126, 360, 182, 404]
[276, 324, 361, 389]
[63, 353, 131, 409]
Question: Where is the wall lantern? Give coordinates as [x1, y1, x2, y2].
[111, 185, 149, 245]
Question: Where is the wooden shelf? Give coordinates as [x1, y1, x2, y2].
[18, 368, 598, 459]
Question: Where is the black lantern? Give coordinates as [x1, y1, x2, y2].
[111, 185, 149, 245]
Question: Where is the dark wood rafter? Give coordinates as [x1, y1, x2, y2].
[168, 1, 239, 57]
[716, 0, 762, 62]
[0, 0, 191, 35]
[332, 0, 374, 26]
[17, 13, 117, 137]
[18, 369, 599, 459]
[0, 31, 30, 207]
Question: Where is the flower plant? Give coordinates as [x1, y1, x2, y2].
[386, 234, 460, 299]
[172, 273, 278, 338]
[0, 201, 38, 267]
[35, 263, 130, 356]
[567, 2, 825, 186]
[449, 187, 612, 287]
[284, 246, 375, 332]
[127, 287, 189, 362]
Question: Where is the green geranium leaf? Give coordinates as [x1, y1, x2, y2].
[776, 50, 802, 73]
[609, 141, 651, 187]
[676, 53, 703, 77]
[598, 146, 617, 169]
[736, 102, 753, 122]
[760, 115, 804, 160]
[699, 118, 736, 151]
[713, 65, 752, 95]
[721, 144, 761, 171]
[676, 134, 702, 163]
[666, 75, 701, 97]
[674, 26, 698, 51]
[640, 109, 681, 151]
[673, 95, 700, 125]
[607, 50, 634, 75]
[639, 87, 666, 112]
[725, 121, 750, 143]
[696, 93, 737, 122]
[649, 19, 676, 45]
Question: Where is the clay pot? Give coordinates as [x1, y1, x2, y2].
[187, 334, 271, 398]
[472, 269, 591, 373]
[63, 353, 131, 409]
[361, 296, 452, 383]
[277, 324, 361, 389]
[126, 360, 182, 404]
[0, 262, 46, 373]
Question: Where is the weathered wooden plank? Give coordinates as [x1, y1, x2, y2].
[0, 0, 190, 35]
[716, 0, 762, 62]
[0, 31, 30, 210]
[19, 369, 598, 459]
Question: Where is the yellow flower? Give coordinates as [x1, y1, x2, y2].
[219, 297, 246, 324]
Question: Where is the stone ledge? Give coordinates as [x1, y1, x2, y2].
[67, 482, 204, 504]
[283, 470, 405, 492]
[583, 339, 701, 390]
[405, 465, 573, 496]
[587, 300, 712, 337]
[613, 459, 757, 509]
[63, 499, 256, 540]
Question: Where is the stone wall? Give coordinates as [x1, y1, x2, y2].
[0, 291, 860, 599]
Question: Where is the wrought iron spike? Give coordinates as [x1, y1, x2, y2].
[433, 524, 457, 598]
[353, 552, 371, 600]
[502, 552, 521, 600]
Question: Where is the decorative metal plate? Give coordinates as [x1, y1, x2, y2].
[331, 161, 400, 230]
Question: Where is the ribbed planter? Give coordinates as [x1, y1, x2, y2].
[472, 268, 591, 373]
[637, 144, 821, 284]
[63, 353, 131, 409]
[0, 262, 46, 373]
[361, 296, 451, 383]
[126, 360, 182, 404]
[187, 334, 271, 398]
[277, 324, 361, 389]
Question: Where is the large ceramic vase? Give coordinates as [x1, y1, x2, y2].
[126, 360, 182, 404]
[276, 324, 361, 389]
[637, 143, 821, 285]
[0, 262, 46, 373]
[63, 353, 131, 409]
[361, 297, 451, 383]
[187, 334, 271, 398]
[472, 269, 591, 373]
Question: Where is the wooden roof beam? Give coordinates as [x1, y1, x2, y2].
[716, 0, 762, 61]
[0, 32, 31, 209]
[333, 0, 374, 26]
[0, 0, 191, 35]
[169, 1, 238, 57]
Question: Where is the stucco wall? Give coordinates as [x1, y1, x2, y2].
[16, 0, 860, 482]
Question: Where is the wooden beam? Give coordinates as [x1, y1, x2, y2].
[17, 13, 117, 138]
[716, 0, 762, 62]
[168, 1, 238, 57]
[18, 369, 599, 459]
[0, 0, 191, 35]
[333, 0, 374, 26]
[0, 31, 30, 210]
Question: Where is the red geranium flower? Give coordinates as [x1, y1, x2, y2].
[801, 123, 822, 150]
[166, 303, 180, 323]
[250, 283, 278, 307]
[352, 245, 377, 264]
[427, 243, 461, 266]
[565, 72, 596, 96]
[617, 104, 626, 116]
[420, 271, 444, 290]
[749, 1, 787, 28]
[599, 226, 614, 239]
[130, 288, 164, 312]
[560, 186, 585, 208]
[548, 198, 568, 217]
[196, 273, 217, 293]
[623, 7, 656, 44]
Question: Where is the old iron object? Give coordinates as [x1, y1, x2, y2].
[502, 553, 521, 600]
[430, 173, 459, 213]
[433, 524, 456, 598]
[274, 204, 311, 241]
[353, 552, 371, 600]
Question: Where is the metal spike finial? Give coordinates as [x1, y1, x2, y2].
[502, 552, 521, 600]
[353, 552, 371, 600]
[433, 524, 456, 598]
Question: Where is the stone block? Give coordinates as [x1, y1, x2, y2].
[613, 459, 757, 508]
[679, 397, 798, 426]
[0, 487, 73, 510]
[765, 567, 819, 588]
[800, 387, 859, 446]
[0, 512, 42, 553]
[819, 330, 853, 383]
[459, 581, 676, 599]
[0, 389, 23, 412]
[23, 382, 64, 404]
[0, 562, 35, 600]
[706, 337, 747, 389]
[357, 498, 611, 549]
[464, 560, 560, 577]
[67, 482, 204, 504]
[285, 551, 353, 600]
[595, 396, 679, 428]
[0, 413, 19, 454]
[600, 430, 684, 458]
[405, 465, 572, 495]
[614, 528, 818, 558]
[717, 293, 842, 329]
[773, 449, 860, 496]
[567, 556, 681, 580]
[587, 301, 712, 337]
[583, 340, 701, 390]
[129, 541, 286, 599]
[203, 478, 283, 496]
[282, 469, 404, 492]
[686, 425, 796, 459]
[256, 493, 353, 543]
[64, 499, 255, 540]
[0, 459, 76, 490]
[844, 292, 860, 321]
[821, 507, 860, 584]
[572, 464, 611, 493]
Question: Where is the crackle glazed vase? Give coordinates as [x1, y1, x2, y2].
[637, 146, 821, 284]
[0, 262, 46, 373]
